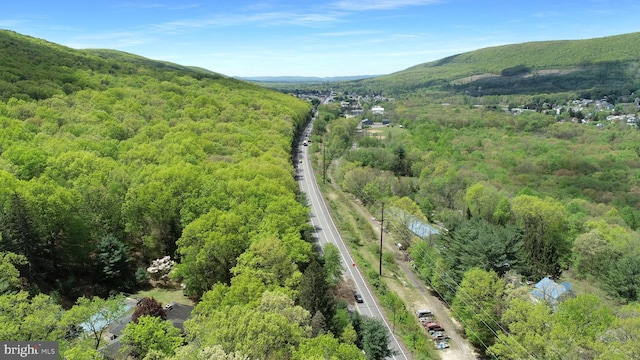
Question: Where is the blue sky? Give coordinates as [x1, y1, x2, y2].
[2, 1, 639, 77]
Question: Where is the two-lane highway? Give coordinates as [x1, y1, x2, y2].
[296, 127, 409, 360]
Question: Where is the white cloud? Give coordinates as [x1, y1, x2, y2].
[316, 30, 377, 37]
[330, 0, 441, 11]
[532, 11, 561, 18]
[119, 2, 201, 10]
[64, 31, 153, 49]
[0, 19, 25, 27]
[149, 10, 342, 33]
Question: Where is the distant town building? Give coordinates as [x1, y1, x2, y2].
[372, 106, 384, 115]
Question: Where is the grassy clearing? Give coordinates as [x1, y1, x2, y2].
[134, 286, 193, 306]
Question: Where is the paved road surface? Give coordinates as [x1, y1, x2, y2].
[296, 126, 410, 360]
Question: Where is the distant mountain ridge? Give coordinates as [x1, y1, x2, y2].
[238, 75, 380, 83]
[4, 28, 639, 99]
[345, 32, 640, 97]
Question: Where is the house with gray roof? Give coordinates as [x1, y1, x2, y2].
[531, 277, 573, 308]
[100, 301, 193, 359]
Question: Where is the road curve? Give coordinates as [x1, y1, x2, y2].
[296, 125, 410, 360]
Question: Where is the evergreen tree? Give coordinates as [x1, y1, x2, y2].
[95, 234, 135, 295]
[311, 310, 327, 337]
[603, 251, 640, 302]
[297, 259, 335, 320]
[0, 193, 42, 285]
[361, 317, 394, 360]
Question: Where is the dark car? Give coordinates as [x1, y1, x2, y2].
[354, 292, 364, 303]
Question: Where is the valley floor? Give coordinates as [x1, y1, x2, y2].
[323, 163, 478, 360]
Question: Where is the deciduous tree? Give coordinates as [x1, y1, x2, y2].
[322, 243, 343, 286]
[0, 252, 26, 293]
[548, 294, 614, 358]
[292, 333, 364, 360]
[488, 298, 552, 359]
[187, 301, 310, 360]
[62, 295, 127, 349]
[451, 268, 504, 348]
[132, 297, 166, 324]
[0, 291, 64, 342]
[121, 315, 183, 359]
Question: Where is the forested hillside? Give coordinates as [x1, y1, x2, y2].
[336, 32, 640, 97]
[0, 28, 312, 295]
[0, 31, 373, 359]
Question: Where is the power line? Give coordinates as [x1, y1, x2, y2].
[315, 129, 534, 358]
[409, 234, 537, 359]
[336, 176, 535, 358]
[379, 202, 384, 276]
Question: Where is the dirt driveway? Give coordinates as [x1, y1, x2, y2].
[393, 251, 478, 360]
[358, 211, 478, 360]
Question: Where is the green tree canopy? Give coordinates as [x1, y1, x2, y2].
[451, 268, 504, 348]
[0, 291, 64, 342]
[0, 252, 27, 293]
[511, 195, 569, 278]
[121, 315, 183, 359]
[361, 317, 394, 360]
[293, 333, 365, 360]
[186, 292, 311, 360]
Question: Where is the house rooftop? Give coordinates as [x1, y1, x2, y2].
[100, 302, 194, 359]
[531, 277, 572, 302]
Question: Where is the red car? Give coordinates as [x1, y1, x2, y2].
[425, 322, 444, 332]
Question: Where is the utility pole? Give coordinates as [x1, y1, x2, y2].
[379, 202, 384, 276]
[323, 142, 326, 184]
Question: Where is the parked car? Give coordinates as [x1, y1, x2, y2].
[354, 292, 364, 303]
[416, 309, 433, 319]
[429, 331, 450, 341]
[425, 322, 444, 332]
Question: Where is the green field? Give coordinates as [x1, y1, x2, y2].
[134, 287, 193, 306]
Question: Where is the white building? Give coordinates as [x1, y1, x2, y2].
[371, 106, 384, 115]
